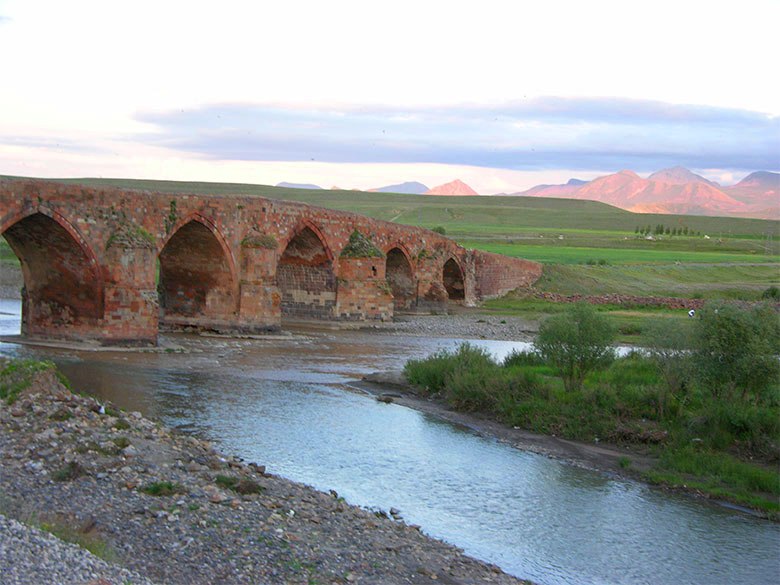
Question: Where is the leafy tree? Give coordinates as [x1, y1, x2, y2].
[693, 303, 780, 402]
[534, 303, 616, 391]
[645, 319, 694, 418]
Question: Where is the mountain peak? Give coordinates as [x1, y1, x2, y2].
[735, 171, 780, 188]
[648, 167, 716, 186]
[369, 181, 429, 194]
[425, 179, 478, 196]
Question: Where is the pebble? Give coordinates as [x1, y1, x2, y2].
[0, 363, 530, 585]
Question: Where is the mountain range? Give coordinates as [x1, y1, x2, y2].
[511, 168, 779, 219]
[276, 168, 778, 218]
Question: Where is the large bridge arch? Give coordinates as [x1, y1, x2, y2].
[442, 256, 466, 301]
[158, 214, 239, 330]
[0, 208, 104, 339]
[276, 221, 337, 320]
[384, 244, 416, 310]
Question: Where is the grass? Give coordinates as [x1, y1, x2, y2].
[37, 517, 117, 562]
[0, 359, 58, 404]
[457, 239, 780, 264]
[141, 481, 186, 496]
[215, 474, 264, 495]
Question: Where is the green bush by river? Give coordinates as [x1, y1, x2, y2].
[404, 303, 780, 516]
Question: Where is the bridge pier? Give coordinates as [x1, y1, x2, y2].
[335, 257, 393, 321]
[237, 243, 282, 332]
[102, 228, 159, 346]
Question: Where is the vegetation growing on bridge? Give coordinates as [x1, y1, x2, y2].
[105, 222, 156, 250]
[404, 303, 780, 516]
[241, 233, 278, 249]
[340, 230, 383, 258]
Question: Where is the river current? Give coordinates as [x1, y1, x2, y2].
[0, 298, 778, 585]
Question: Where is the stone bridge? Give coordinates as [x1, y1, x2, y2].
[0, 179, 542, 346]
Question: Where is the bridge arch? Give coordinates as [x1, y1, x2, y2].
[276, 221, 336, 320]
[158, 214, 239, 329]
[442, 256, 465, 301]
[384, 244, 416, 310]
[0, 207, 104, 338]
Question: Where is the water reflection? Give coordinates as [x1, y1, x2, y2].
[0, 299, 778, 585]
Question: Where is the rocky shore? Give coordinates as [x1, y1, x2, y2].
[0, 362, 530, 585]
[387, 312, 538, 342]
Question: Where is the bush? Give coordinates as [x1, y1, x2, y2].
[762, 285, 780, 300]
[644, 319, 694, 417]
[502, 349, 545, 368]
[431, 226, 446, 235]
[693, 303, 780, 402]
[534, 303, 616, 391]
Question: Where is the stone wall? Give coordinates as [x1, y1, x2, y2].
[472, 250, 543, 300]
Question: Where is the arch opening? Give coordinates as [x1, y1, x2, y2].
[277, 227, 336, 320]
[2, 212, 103, 337]
[443, 258, 465, 300]
[385, 247, 415, 310]
[158, 220, 235, 327]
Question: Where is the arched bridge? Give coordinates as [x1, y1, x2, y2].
[0, 179, 541, 346]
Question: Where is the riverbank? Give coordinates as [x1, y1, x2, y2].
[0, 360, 531, 585]
[355, 371, 657, 481]
[355, 371, 778, 520]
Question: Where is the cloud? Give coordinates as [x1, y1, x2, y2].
[1, 135, 103, 154]
[135, 98, 780, 172]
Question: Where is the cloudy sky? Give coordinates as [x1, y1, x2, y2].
[0, 0, 778, 193]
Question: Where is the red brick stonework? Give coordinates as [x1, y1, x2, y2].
[0, 179, 541, 345]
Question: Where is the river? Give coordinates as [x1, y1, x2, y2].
[0, 298, 778, 585]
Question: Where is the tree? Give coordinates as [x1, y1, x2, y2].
[534, 303, 616, 391]
[645, 319, 694, 418]
[693, 303, 780, 402]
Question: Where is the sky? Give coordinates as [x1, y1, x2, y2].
[0, 0, 778, 194]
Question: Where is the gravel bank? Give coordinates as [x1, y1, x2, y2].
[0, 365, 531, 585]
[386, 312, 538, 342]
[0, 513, 157, 585]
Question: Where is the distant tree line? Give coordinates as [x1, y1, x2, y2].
[635, 225, 701, 237]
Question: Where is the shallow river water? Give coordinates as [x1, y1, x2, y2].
[1, 299, 778, 585]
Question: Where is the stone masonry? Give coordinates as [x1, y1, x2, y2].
[0, 179, 542, 345]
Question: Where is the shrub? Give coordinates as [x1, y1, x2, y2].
[404, 349, 459, 395]
[692, 303, 780, 402]
[762, 285, 780, 300]
[340, 230, 383, 258]
[431, 226, 447, 235]
[502, 349, 545, 368]
[534, 303, 616, 391]
[644, 319, 694, 417]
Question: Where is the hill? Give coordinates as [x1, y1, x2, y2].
[369, 181, 429, 194]
[425, 179, 478, 196]
[276, 182, 323, 190]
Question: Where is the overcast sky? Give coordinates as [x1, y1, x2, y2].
[0, 0, 777, 193]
